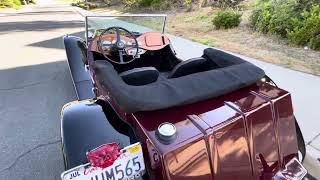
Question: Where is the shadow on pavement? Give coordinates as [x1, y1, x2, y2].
[0, 11, 75, 17]
[27, 31, 84, 49]
[0, 60, 72, 91]
[0, 20, 83, 35]
[0, 61, 75, 180]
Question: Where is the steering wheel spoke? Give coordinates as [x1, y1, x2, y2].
[115, 27, 121, 43]
[119, 50, 124, 63]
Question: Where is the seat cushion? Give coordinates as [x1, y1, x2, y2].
[119, 67, 159, 86]
[168, 57, 208, 78]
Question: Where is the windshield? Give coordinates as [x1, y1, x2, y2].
[85, 14, 167, 42]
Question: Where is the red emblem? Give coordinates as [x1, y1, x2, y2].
[87, 143, 121, 168]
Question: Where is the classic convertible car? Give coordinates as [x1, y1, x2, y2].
[61, 14, 307, 180]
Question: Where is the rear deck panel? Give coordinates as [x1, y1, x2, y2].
[131, 83, 298, 180]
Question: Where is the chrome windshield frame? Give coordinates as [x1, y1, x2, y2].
[85, 14, 167, 44]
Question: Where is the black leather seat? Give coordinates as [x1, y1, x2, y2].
[168, 57, 208, 78]
[119, 67, 159, 86]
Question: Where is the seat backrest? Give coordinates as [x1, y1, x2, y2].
[168, 57, 208, 78]
[119, 67, 159, 86]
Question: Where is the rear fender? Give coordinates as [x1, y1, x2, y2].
[60, 100, 130, 170]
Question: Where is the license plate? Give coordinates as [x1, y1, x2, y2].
[274, 158, 307, 180]
[61, 143, 145, 180]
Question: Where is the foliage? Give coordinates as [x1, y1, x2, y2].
[123, 0, 187, 10]
[74, 0, 197, 10]
[267, 0, 299, 37]
[71, 0, 114, 9]
[310, 35, 320, 50]
[250, 0, 300, 36]
[71, 1, 98, 10]
[145, 0, 172, 10]
[0, 0, 21, 9]
[212, 0, 245, 9]
[250, 1, 272, 33]
[123, 0, 140, 9]
[250, 0, 320, 50]
[101, 0, 112, 6]
[183, 0, 192, 7]
[212, 10, 242, 29]
[287, 5, 320, 48]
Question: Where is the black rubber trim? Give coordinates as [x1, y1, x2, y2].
[295, 117, 306, 162]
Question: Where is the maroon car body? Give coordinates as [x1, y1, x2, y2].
[60, 14, 306, 180]
[95, 75, 299, 180]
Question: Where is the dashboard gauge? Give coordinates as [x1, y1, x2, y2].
[126, 48, 146, 56]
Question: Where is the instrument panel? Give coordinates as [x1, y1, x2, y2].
[89, 32, 171, 56]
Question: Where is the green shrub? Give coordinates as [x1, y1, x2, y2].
[123, 0, 193, 10]
[123, 0, 173, 10]
[149, 0, 171, 10]
[71, 1, 98, 9]
[100, 0, 112, 6]
[184, 0, 192, 6]
[250, 1, 273, 33]
[287, 5, 320, 49]
[0, 0, 21, 8]
[250, 0, 320, 50]
[295, 0, 320, 11]
[250, 0, 300, 36]
[212, 10, 242, 29]
[310, 35, 320, 50]
[13, 0, 20, 5]
[212, 0, 245, 9]
[267, 0, 300, 37]
[123, 0, 140, 9]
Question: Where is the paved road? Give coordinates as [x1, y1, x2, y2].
[0, 5, 82, 180]
[0, 3, 319, 180]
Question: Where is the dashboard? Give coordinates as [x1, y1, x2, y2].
[89, 32, 171, 56]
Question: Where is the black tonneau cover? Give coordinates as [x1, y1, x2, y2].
[93, 48, 265, 113]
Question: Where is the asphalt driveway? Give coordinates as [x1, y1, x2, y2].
[0, 5, 83, 180]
